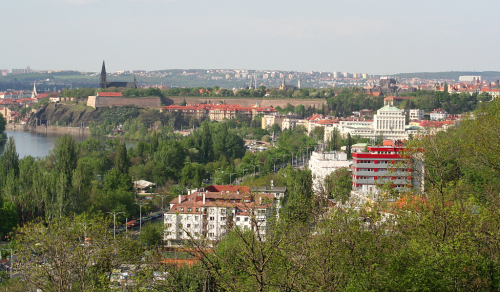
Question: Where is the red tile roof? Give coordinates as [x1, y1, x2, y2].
[97, 92, 123, 97]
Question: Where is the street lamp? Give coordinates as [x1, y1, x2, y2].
[106, 211, 125, 240]
[135, 201, 147, 231]
[228, 173, 236, 185]
[155, 194, 169, 212]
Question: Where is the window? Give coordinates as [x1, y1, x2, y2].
[195, 208, 200, 212]
[208, 233, 214, 237]
[195, 224, 199, 228]
[187, 208, 192, 212]
[187, 224, 191, 228]
[236, 217, 240, 222]
[220, 209, 226, 215]
[166, 223, 172, 228]
[244, 217, 249, 222]
[209, 208, 215, 214]
[209, 225, 214, 229]
[209, 217, 215, 221]
[179, 207, 184, 212]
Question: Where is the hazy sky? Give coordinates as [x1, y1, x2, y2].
[2, 0, 500, 74]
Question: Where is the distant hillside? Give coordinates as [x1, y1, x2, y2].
[391, 71, 500, 81]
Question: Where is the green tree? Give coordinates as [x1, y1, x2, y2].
[324, 167, 352, 202]
[15, 215, 141, 292]
[346, 133, 352, 160]
[138, 222, 163, 247]
[114, 141, 130, 174]
[198, 121, 213, 163]
[326, 127, 341, 151]
[312, 126, 325, 141]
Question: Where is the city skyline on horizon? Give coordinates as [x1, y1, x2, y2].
[2, 0, 500, 75]
[4, 64, 499, 77]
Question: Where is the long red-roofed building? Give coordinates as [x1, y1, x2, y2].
[163, 103, 277, 122]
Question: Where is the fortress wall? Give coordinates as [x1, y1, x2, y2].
[94, 97, 161, 108]
[167, 97, 327, 108]
[87, 96, 97, 108]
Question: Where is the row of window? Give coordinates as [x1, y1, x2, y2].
[178, 207, 201, 212]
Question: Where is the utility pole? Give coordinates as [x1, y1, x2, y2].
[155, 194, 169, 212]
[135, 201, 147, 231]
[106, 211, 125, 239]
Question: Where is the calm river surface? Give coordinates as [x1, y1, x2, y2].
[0, 130, 137, 158]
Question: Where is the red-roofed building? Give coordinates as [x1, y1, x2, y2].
[37, 93, 50, 99]
[164, 185, 285, 245]
[162, 103, 277, 122]
[479, 87, 500, 99]
[0, 91, 25, 99]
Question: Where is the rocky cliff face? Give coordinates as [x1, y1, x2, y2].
[26, 103, 98, 129]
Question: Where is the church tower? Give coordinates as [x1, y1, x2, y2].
[31, 81, 38, 99]
[280, 76, 286, 90]
[100, 61, 107, 89]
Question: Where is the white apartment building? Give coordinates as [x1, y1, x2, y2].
[459, 76, 481, 82]
[165, 185, 285, 246]
[281, 117, 301, 130]
[308, 151, 351, 195]
[409, 109, 425, 121]
[430, 108, 448, 121]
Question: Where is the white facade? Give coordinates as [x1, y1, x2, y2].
[459, 76, 481, 82]
[430, 108, 448, 121]
[373, 103, 407, 141]
[308, 151, 351, 195]
[281, 117, 300, 130]
[409, 109, 425, 121]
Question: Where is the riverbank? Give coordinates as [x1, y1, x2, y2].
[6, 124, 91, 135]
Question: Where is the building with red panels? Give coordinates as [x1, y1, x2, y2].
[352, 144, 416, 194]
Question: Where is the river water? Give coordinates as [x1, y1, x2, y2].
[0, 130, 137, 158]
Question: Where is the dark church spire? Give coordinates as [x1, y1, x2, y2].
[100, 60, 107, 89]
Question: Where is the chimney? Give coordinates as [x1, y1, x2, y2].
[203, 193, 206, 205]
[178, 194, 182, 204]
